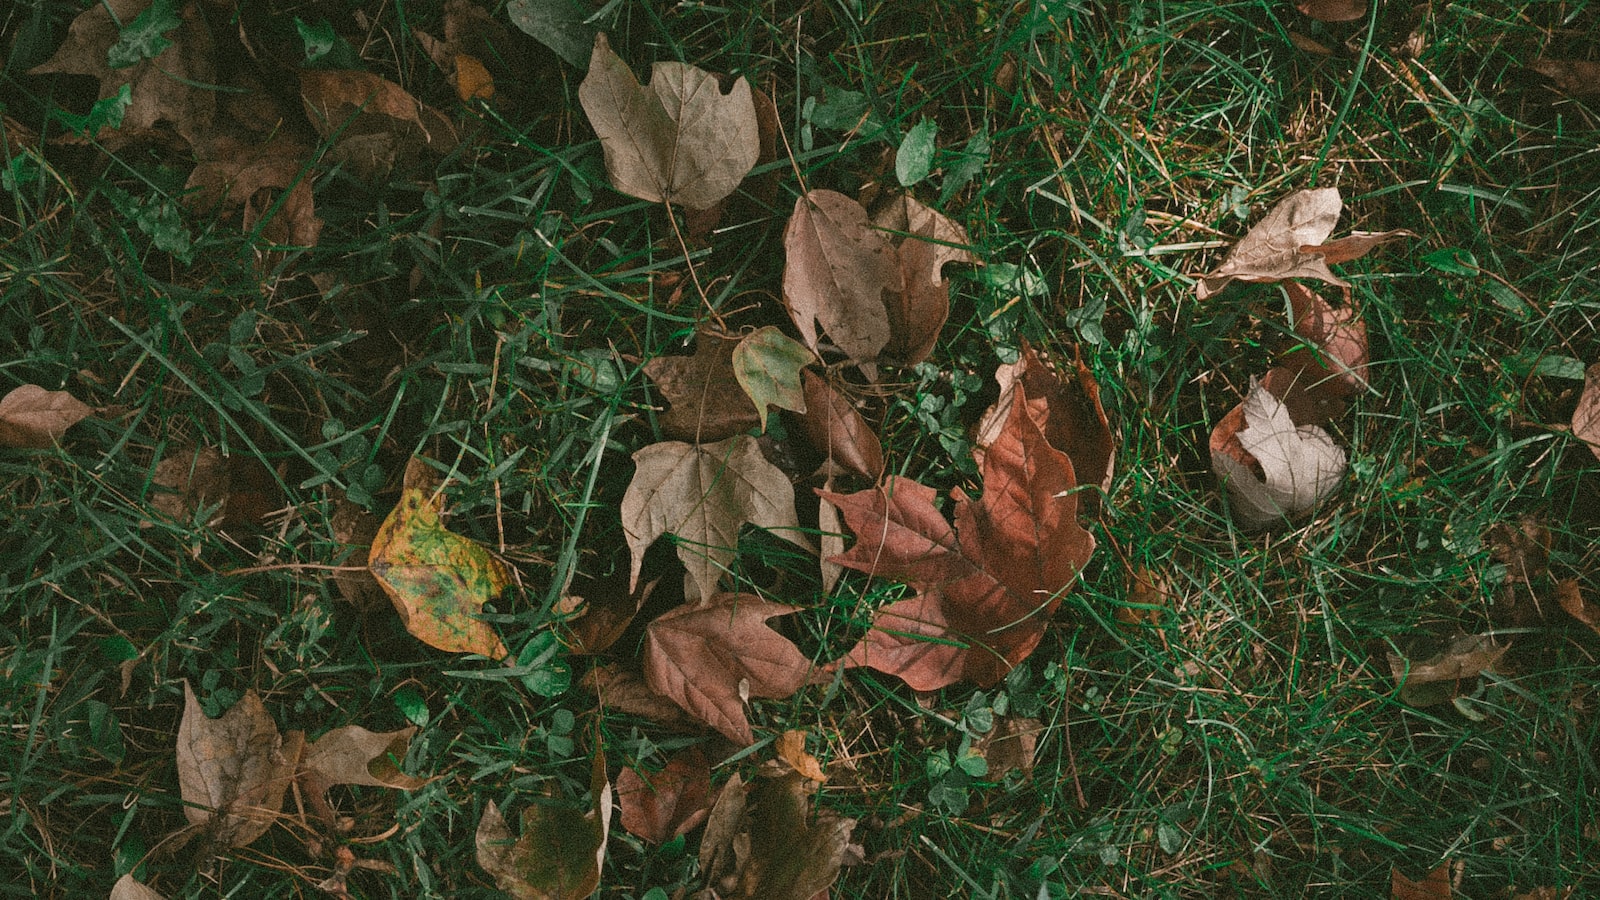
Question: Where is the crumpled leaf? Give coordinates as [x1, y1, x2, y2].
[331, 494, 386, 609]
[644, 329, 761, 442]
[1391, 862, 1452, 900]
[578, 33, 759, 210]
[147, 445, 230, 526]
[176, 684, 299, 849]
[975, 716, 1041, 780]
[731, 326, 812, 432]
[1210, 379, 1347, 529]
[559, 575, 654, 655]
[1194, 188, 1410, 299]
[1556, 580, 1600, 636]
[782, 189, 900, 363]
[583, 663, 697, 729]
[1297, 0, 1367, 22]
[617, 746, 712, 844]
[186, 134, 322, 249]
[29, 0, 216, 149]
[1573, 362, 1600, 462]
[643, 593, 818, 744]
[507, 0, 600, 70]
[798, 370, 884, 479]
[828, 383, 1095, 690]
[368, 458, 511, 657]
[476, 749, 612, 900]
[111, 874, 166, 900]
[774, 730, 827, 782]
[300, 70, 458, 181]
[0, 384, 92, 448]
[1530, 59, 1600, 98]
[621, 435, 806, 603]
[697, 761, 857, 900]
[1387, 634, 1508, 707]
[416, 0, 516, 103]
[870, 194, 975, 365]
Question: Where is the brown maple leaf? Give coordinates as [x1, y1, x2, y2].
[826, 383, 1094, 690]
[186, 134, 323, 250]
[617, 745, 712, 844]
[299, 70, 458, 182]
[798, 370, 884, 479]
[644, 328, 761, 441]
[0, 384, 92, 448]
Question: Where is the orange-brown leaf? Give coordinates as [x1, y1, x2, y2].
[783, 190, 900, 363]
[973, 341, 1113, 509]
[1391, 863, 1451, 900]
[617, 746, 712, 844]
[798, 370, 883, 479]
[300, 70, 458, 181]
[1573, 362, 1600, 462]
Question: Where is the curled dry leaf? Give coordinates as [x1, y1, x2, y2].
[697, 762, 857, 900]
[583, 663, 698, 729]
[1282, 281, 1368, 396]
[416, 0, 518, 103]
[111, 874, 166, 900]
[731, 326, 812, 432]
[783, 190, 900, 363]
[621, 435, 807, 603]
[1387, 633, 1508, 707]
[1573, 362, 1600, 462]
[643, 593, 818, 745]
[1210, 380, 1347, 530]
[1556, 579, 1600, 636]
[1297, 0, 1368, 22]
[148, 445, 230, 526]
[775, 730, 827, 782]
[0, 384, 92, 448]
[1391, 863, 1452, 900]
[829, 384, 1095, 690]
[177, 684, 299, 849]
[578, 33, 759, 210]
[644, 328, 760, 442]
[331, 495, 386, 609]
[186, 134, 323, 249]
[560, 575, 654, 656]
[368, 458, 511, 657]
[684, 84, 781, 240]
[617, 745, 712, 844]
[975, 716, 1041, 779]
[798, 370, 884, 479]
[871, 194, 976, 365]
[302, 725, 426, 794]
[1530, 59, 1600, 98]
[300, 70, 458, 182]
[476, 750, 612, 900]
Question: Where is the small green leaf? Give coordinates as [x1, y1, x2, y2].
[1422, 247, 1478, 275]
[394, 687, 430, 728]
[52, 83, 131, 136]
[940, 127, 990, 203]
[295, 18, 361, 70]
[507, 0, 600, 69]
[896, 118, 938, 187]
[107, 0, 181, 69]
[517, 631, 572, 698]
[731, 326, 812, 431]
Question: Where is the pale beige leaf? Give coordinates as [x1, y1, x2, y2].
[1387, 634, 1508, 706]
[110, 874, 166, 900]
[578, 33, 759, 209]
[1574, 362, 1600, 462]
[302, 725, 425, 792]
[1210, 380, 1346, 529]
[176, 684, 298, 848]
[1195, 188, 1344, 299]
[782, 190, 900, 362]
[0, 384, 92, 448]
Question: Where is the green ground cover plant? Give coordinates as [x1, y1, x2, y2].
[2, 1, 1599, 897]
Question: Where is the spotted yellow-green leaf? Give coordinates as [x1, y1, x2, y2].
[731, 326, 812, 431]
[368, 458, 510, 657]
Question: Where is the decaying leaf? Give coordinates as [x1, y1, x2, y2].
[1557, 579, 1600, 636]
[1387, 633, 1508, 706]
[870, 194, 976, 365]
[331, 495, 386, 609]
[731, 326, 812, 432]
[975, 716, 1041, 779]
[30, 0, 216, 148]
[798, 370, 884, 479]
[507, 0, 599, 70]
[1210, 379, 1347, 529]
[301, 725, 426, 795]
[617, 746, 712, 844]
[828, 384, 1095, 690]
[783, 190, 900, 363]
[1194, 188, 1410, 299]
[560, 576, 654, 656]
[176, 684, 298, 849]
[416, 0, 517, 103]
[1282, 281, 1368, 397]
[621, 435, 806, 603]
[643, 593, 818, 744]
[578, 33, 759, 209]
[111, 874, 166, 900]
[645, 329, 761, 441]
[774, 730, 827, 782]
[697, 761, 857, 900]
[147, 445, 231, 526]
[300, 70, 458, 181]
[368, 458, 512, 657]
[186, 134, 322, 249]
[0, 384, 92, 448]
[476, 750, 612, 900]
[1391, 862, 1452, 900]
[1530, 59, 1600, 98]
[1297, 0, 1368, 22]
[973, 341, 1113, 509]
[1573, 362, 1600, 462]
[583, 663, 697, 729]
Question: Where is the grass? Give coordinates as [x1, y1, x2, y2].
[3, 0, 1599, 897]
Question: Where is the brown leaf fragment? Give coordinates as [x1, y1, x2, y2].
[975, 716, 1041, 779]
[817, 481, 845, 594]
[176, 684, 299, 849]
[798, 370, 884, 479]
[331, 495, 385, 609]
[1297, 0, 1368, 22]
[560, 576, 654, 656]
[578, 33, 759, 210]
[1387, 634, 1508, 707]
[697, 762, 857, 900]
[782, 189, 901, 363]
[1390, 862, 1452, 900]
[684, 84, 780, 240]
[476, 750, 612, 900]
[148, 445, 230, 526]
[1281, 281, 1369, 397]
[418, 1, 522, 103]
[0, 384, 92, 448]
[300, 70, 458, 182]
[30, 0, 216, 149]
[644, 329, 761, 442]
[111, 874, 166, 900]
[871, 195, 975, 365]
[1530, 59, 1600, 97]
[775, 730, 827, 782]
[301, 725, 425, 794]
[1557, 580, 1600, 636]
[186, 134, 322, 249]
[1209, 379, 1347, 529]
[1573, 362, 1600, 462]
[617, 746, 712, 844]
[643, 593, 819, 744]
[1303, 229, 1414, 266]
[583, 663, 697, 729]
[1116, 567, 1170, 629]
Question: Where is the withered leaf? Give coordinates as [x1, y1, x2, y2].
[783, 189, 900, 363]
[975, 716, 1041, 779]
[476, 750, 612, 900]
[642, 593, 818, 745]
[331, 495, 385, 609]
[578, 33, 759, 210]
[621, 435, 806, 603]
[644, 329, 760, 441]
[697, 762, 857, 900]
[1387, 634, 1508, 707]
[1556, 580, 1600, 636]
[1573, 362, 1600, 462]
[829, 384, 1094, 690]
[111, 874, 166, 900]
[583, 663, 697, 729]
[617, 745, 712, 844]
[560, 576, 653, 656]
[731, 326, 812, 432]
[774, 730, 827, 782]
[0, 384, 92, 448]
[870, 194, 975, 365]
[300, 70, 458, 181]
[148, 445, 230, 526]
[1297, 0, 1367, 22]
[1210, 379, 1347, 530]
[1282, 281, 1368, 397]
[186, 134, 322, 249]
[301, 725, 425, 794]
[1391, 863, 1452, 900]
[798, 370, 884, 479]
[1530, 59, 1600, 98]
[176, 684, 298, 849]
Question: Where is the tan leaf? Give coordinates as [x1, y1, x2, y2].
[621, 435, 806, 603]
[1210, 379, 1346, 529]
[1391, 863, 1452, 900]
[782, 190, 900, 363]
[300, 70, 458, 182]
[1557, 579, 1600, 636]
[798, 370, 884, 479]
[1282, 281, 1368, 396]
[871, 195, 975, 364]
[583, 663, 697, 729]
[644, 329, 760, 442]
[1195, 189, 1407, 299]
[176, 684, 299, 849]
[148, 445, 230, 526]
[1297, 0, 1367, 22]
[643, 593, 818, 744]
[110, 874, 166, 900]
[1305, 230, 1414, 266]
[1574, 362, 1600, 462]
[697, 762, 857, 900]
[775, 730, 827, 782]
[1530, 59, 1600, 97]
[476, 749, 612, 900]
[186, 134, 322, 249]
[301, 725, 425, 793]
[684, 84, 781, 239]
[331, 495, 386, 609]
[817, 482, 845, 594]
[1387, 634, 1508, 707]
[975, 716, 1041, 779]
[617, 746, 712, 844]
[577, 33, 759, 209]
[0, 384, 92, 448]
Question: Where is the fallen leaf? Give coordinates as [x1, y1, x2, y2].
[617, 746, 712, 844]
[817, 480, 845, 594]
[368, 458, 512, 657]
[774, 730, 827, 782]
[30, 0, 216, 148]
[578, 33, 759, 209]
[476, 749, 611, 900]
[176, 684, 299, 849]
[684, 84, 780, 240]
[1557, 580, 1600, 636]
[829, 383, 1095, 690]
[0, 384, 92, 448]
[507, 0, 600, 70]
[1390, 862, 1451, 899]
[301, 725, 425, 793]
[186, 134, 323, 249]
[1281, 281, 1368, 397]
[1530, 59, 1600, 97]
[798, 370, 884, 479]
[331, 495, 386, 609]
[300, 70, 458, 182]
[1210, 379, 1347, 529]
[583, 663, 697, 729]
[731, 326, 812, 432]
[870, 194, 975, 365]
[111, 874, 166, 900]
[697, 771, 749, 890]
[1116, 567, 1170, 629]
[560, 576, 654, 655]
[782, 189, 900, 363]
[643, 593, 818, 744]
[621, 435, 806, 603]
[1511, 888, 1573, 900]
[697, 761, 857, 900]
[1297, 0, 1368, 22]
[416, 1, 522, 103]
[975, 716, 1041, 779]
[644, 329, 761, 442]
[1387, 633, 1508, 706]
[1573, 362, 1600, 462]
[147, 445, 230, 526]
